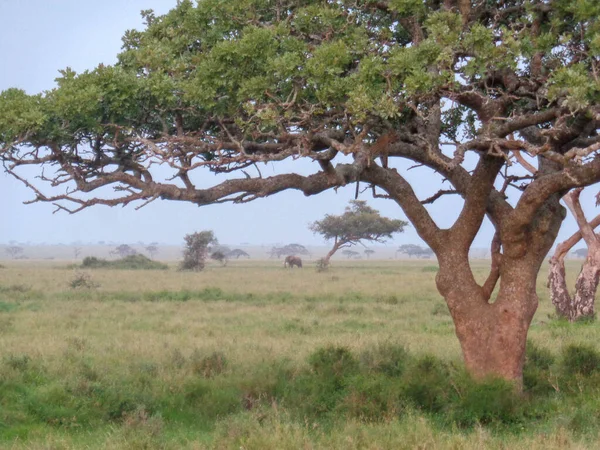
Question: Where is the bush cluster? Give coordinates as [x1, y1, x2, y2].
[4, 341, 600, 442]
[81, 255, 168, 270]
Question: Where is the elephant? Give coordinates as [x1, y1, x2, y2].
[283, 255, 303, 268]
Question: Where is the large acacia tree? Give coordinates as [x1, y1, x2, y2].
[2, 0, 600, 384]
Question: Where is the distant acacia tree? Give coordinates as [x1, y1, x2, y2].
[397, 244, 434, 259]
[342, 249, 360, 259]
[180, 231, 217, 271]
[228, 249, 250, 259]
[145, 244, 159, 259]
[210, 250, 228, 266]
[269, 243, 310, 259]
[364, 249, 375, 259]
[311, 200, 406, 267]
[5, 246, 23, 259]
[111, 244, 137, 258]
[573, 248, 589, 259]
[73, 246, 82, 259]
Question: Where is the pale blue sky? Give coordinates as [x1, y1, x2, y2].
[0, 1, 595, 249]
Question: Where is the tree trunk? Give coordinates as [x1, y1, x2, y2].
[451, 295, 534, 383]
[437, 257, 538, 385]
[548, 255, 572, 319]
[572, 254, 600, 320]
[549, 251, 600, 321]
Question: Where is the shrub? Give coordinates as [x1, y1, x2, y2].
[4, 353, 31, 371]
[526, 341, 555, 370]
[82, 255, 168, 270]
[69, 271, 99, 289]
[190, 351, 228, 378]
[562, 344, 600, 376]
[81, 256, 110, 268]
[523, 342, 556, 395]
[308, 346, 358, 379]
[359, 342, 410, 377]
[338, 373, 404, 421]
[401, 355, 451, 413]
[315, 258, 329, 272]
[448, 376, 524, 426]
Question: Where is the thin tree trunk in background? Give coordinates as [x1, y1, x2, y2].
[548, 190, 600, 322]
[322, 240, 343, 266]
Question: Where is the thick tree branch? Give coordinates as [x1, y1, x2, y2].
[450, 155, 504, 249]
[563, 189, 599, 248]
[362, 166, 443, 250]
[510, 157, 600, 232]
[553, 213, 600, 262]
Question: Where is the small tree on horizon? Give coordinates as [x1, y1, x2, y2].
[5, 246, 23, 259]
[145, 244, 159, 259]
[110, 244, 137, 258]
[269, 244, 310, 259]
[364, 249, 375, 259]
[397, 244, 434, 259]
[310, 200, 406, 267]
[180, 231, 217, 272]
[342, 249, 360, 259]
[228, 249, 250, 259]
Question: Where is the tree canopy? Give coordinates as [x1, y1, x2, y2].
[2, 0, 599, 216]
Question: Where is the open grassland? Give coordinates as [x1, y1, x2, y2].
[1, 259, 600, 449]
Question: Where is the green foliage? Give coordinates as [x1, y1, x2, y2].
[562, 344, 600, 376]
[401, 354, 451, 413]
[308, 346, 359, 379]
[180, 231, 218, 272]
[81, 255, 168, 270]
[359, 342, 409, 377]
[448, 376, 524, 427]
[1, 0, 599, 177]
[527, 342, 556, 370]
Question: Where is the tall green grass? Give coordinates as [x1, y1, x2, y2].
[0, 260, 599, 448]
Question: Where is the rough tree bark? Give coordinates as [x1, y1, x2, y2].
[548, 190, 600, 321]
[435, 210, 561, 383]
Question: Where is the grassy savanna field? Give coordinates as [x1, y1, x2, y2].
[1, 259, 599, 449]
